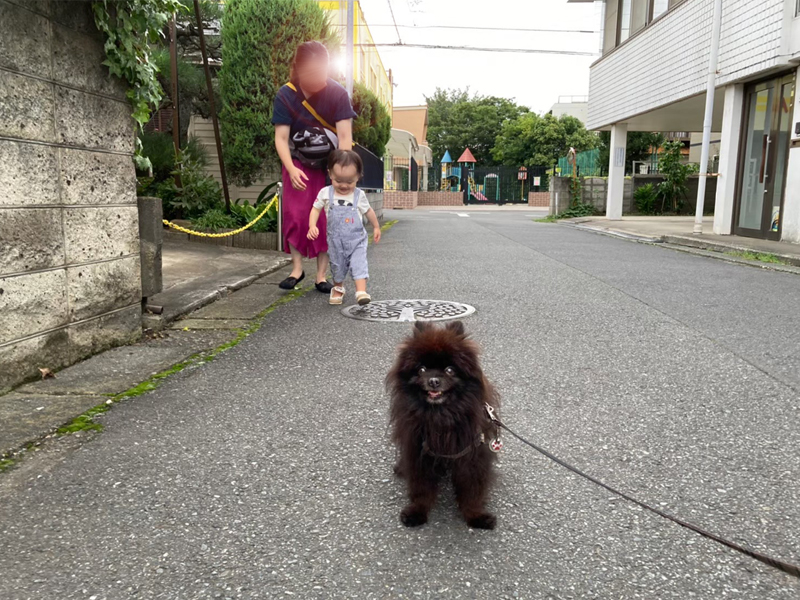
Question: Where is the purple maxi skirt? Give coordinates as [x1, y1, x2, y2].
[281, 159, 327, 257]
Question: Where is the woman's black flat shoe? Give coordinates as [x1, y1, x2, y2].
[315, 281, 333, 293]
[278, 271, 305, 290]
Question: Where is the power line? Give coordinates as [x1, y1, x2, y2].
[334, 23, 599, 34]
[355, 42, 598, 56]
[386, 0, 403, 44]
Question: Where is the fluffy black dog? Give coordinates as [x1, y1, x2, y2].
[387, 321, 500, 529]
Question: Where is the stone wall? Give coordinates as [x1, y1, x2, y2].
[364, 191, 384, 222]
[0, 0, 140, 392]
[384, 191, 418, 210]
[417, 191, 463, 206]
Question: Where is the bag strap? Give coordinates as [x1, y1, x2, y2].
[286, 82, 336, 133]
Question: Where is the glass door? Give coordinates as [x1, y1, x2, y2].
[735, 74, 795, 239]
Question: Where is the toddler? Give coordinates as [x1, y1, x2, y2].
[308, 149, 381, 305]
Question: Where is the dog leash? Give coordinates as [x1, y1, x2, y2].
[483, 404, 800, 579]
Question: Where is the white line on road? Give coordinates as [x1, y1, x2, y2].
[456, 213, 470, 217]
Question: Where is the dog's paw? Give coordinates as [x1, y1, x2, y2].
[467, 513, 496, 530]
[400, 506, 428, 527]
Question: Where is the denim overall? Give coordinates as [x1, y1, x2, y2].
[327, 186, 369, 282]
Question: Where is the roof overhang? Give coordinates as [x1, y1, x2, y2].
[590, 91, 725, 132]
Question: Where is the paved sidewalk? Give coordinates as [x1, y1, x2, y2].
[568, 216, 800, 266]
[0, 253, 310, 459]
[143, 239, 291, 330]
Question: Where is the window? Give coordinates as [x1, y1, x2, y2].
[613, 0, 683, 51]
[653, 0, 669, 19]
[797, 0, 800, 17]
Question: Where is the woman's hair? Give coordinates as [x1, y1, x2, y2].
[328, 149, 363, 177]
[290, 41, 329, 81]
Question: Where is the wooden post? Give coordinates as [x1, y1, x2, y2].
[169, 16, 182, 187]
[193, 0, 230, 211]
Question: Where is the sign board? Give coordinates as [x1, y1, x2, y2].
[533, 176, 541, 186]
[614, 147, 625, 168]
[517, 169, 527, 181]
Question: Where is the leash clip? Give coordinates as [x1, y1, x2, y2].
[484, 403, 499, 424]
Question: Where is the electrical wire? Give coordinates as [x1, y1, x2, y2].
[333, 23, 599, 34]
[386, 0, 403, 44]
[355, 42, 597, 56]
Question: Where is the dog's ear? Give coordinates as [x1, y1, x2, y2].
[446, 320, 466, 336]
[413, 321, 430, 335]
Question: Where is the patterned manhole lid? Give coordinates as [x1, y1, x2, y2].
[342, 299, 476, 322]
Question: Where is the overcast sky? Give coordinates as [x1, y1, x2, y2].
[353, 0, 603, 113]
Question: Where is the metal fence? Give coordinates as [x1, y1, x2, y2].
[426, 161, 550, 203]
[384, 155, 417, 191]
[557, 148, 605, 177]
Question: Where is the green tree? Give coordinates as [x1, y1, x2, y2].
[658, 140, 697, 213]
[352, 82, 391, 157]
[219, 0, 338, 186]
[598, 131, 665, 174]
[425, 88, 529, 164]
[491, 113, 598, 168]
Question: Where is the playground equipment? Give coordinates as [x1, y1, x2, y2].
[439, 150, 461, 191]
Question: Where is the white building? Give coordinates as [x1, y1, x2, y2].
[570, 0, 800, 243]
[550, 95, 590, 123]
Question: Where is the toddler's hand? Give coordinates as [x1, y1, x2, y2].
[373, 228, 381, 244]
[307, 226, 319, 240]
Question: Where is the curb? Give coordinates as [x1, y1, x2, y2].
[567, 223, 800, 275]
[143, 259, 291, 331]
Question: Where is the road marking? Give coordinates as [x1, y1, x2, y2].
[456, 213, 470, 217]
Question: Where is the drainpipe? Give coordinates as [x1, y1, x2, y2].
[346, 0, 354, 98]
[694, 0, 723, 234]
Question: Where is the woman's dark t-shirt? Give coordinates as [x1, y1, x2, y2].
[272, 78, 356, 138]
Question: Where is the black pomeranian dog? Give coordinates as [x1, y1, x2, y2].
[387, 321, 500, 529]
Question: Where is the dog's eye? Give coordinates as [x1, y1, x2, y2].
[418, 367, 426, 375]
[445, 367, 455, 376]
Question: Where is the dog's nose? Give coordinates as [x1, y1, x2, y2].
[428, 377, 441, 389]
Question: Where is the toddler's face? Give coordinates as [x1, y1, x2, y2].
[330, 164, 359, 196]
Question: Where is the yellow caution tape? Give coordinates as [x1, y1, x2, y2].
[163, 194, 278, 238]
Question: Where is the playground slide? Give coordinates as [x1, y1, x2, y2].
[471, 191, 489, 202]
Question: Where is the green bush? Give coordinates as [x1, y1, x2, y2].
[163, 152, 223, 219]
[658, 141, 697, 213]
[634, 183, 659, 215]
[139, 131, 176, 181]
[219, 0, 338, 186]
[352, 82, 391, 157]
[191, 208, 238, 231]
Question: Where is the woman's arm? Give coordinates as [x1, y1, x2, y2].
[275, 124, 308, 190]
[336, 119, 353, 151]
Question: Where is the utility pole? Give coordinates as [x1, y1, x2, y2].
[694, 0, 723, 234]
[193, 0, 231, 212]
[169, 16, 182, 187]
[346, 0, 354, 98]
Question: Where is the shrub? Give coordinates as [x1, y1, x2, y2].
[352, 82, 391, 157]
[658, 141, 696, 213]
[163, 152, 223, 219]
[219, 0, 338, 186]
[191, 208, 238, 231]
[139, 131, 176, 181]
[634, 183, 658, 215]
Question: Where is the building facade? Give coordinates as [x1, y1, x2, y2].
[319, 1, 393, 112]
[572, 0, 800, 243]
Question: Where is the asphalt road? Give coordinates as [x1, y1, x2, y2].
[2, 209, 799, 599]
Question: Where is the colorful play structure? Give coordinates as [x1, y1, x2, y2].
[440, 147, 490, 202]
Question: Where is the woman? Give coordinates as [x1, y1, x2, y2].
[272, 41, 357, 292]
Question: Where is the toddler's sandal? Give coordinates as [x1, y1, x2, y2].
[355, 291, 372, 306]
[329, 286, 346, 305]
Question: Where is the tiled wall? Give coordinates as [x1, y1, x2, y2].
[528, 192, 549, 207]
[417, 192, 463, 206]
[0, 0, 140, 391]
[384, 191, 418, 209]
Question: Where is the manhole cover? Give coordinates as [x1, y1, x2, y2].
[342, 299, 476, 322]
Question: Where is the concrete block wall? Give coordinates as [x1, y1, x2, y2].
[0, 0, 140, 392]
[417, 192, 463, 206]
[384, 191, 418, 210]
[364, 191, 384, 223]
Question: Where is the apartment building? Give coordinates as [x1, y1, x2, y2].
[571, 0, 800, 243]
